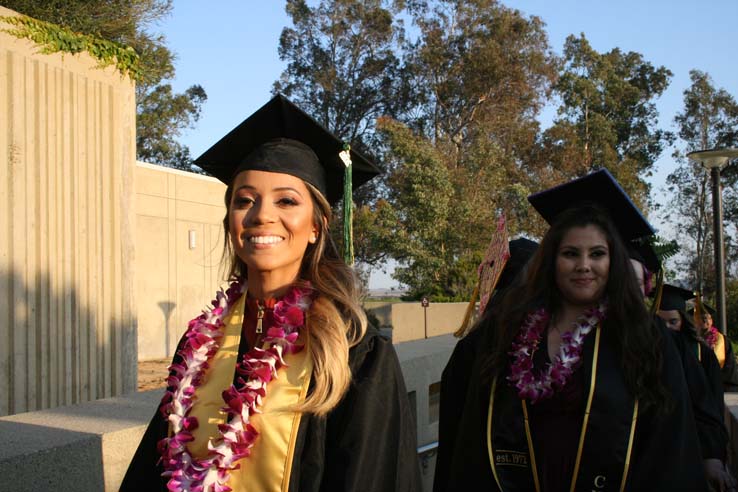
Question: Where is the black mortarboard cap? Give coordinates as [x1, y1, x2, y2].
[527, 169, 655, 242]
[497, 238, 539, 291]
[628, 240, 660, 273]
[658, 284, 695, 312]
[688, 303, 716, 317]
[193, 94, 380, 205]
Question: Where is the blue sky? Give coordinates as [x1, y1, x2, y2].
[158, 0, 738, 288]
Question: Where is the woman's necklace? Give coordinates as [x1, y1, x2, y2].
[156, 279, 314, 492]
[507, 300, 607, 404]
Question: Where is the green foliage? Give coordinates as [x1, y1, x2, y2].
[274, 1, 675, 300]
[664, 71, 738, 292]
[275, 0, 410, 203]
[1, 15, 142, 79]
[405, 0, 556, 153]
[136, 83, 207, 172]
[3, 0, 207, 172]
[650, 236, 680, 263]
[543, 33, 673, 208]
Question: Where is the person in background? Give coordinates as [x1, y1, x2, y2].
[691, 304, 738, 392]
[629, 247, 732, 491]
[657, 285, 724, 411]
[121, 95, 422, 492]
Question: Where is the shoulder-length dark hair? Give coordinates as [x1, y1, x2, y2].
[483, 204, 669, 411]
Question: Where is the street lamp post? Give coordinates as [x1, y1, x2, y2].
[687, 148, 738, 335]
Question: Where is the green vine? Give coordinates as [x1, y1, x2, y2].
[1, 15, 142, 80]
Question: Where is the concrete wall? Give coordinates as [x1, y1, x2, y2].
[395, 335, 457, 491]
[0, 335, 458, 492]
[0, 7, 137, 416]
[135, 162, 226, 360]
[365, 301, 467, 342]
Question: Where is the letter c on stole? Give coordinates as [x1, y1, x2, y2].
[593, 475, 606, 489]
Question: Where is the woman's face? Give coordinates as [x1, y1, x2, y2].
[702, 313, 713, 328]
[658, 310, 682, 331]
[555, 224, 610, 307]
[229, 170, 318, 282]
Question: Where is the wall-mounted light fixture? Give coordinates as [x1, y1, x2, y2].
[188, 229, 196, 250]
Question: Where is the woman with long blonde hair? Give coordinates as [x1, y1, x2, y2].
[122, 95, 422, 492]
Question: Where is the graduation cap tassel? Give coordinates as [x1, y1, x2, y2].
[454, 283, 480, 338]
[651, 269, 665, 316]
[339, 144, 354, 266]
[455, 214, 510, 338]
[694, 290, 704, 326]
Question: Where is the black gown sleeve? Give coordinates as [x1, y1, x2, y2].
[433, 328, 482, 492]
[437, 341, 499, 492]
[119, 407, 170, 490]
[295, 328, 422, 492]
[628, 326, 710, 490]
[668, 330, 728, 461]
[120, 335, 189, 491]
[699, 340, 726, 418]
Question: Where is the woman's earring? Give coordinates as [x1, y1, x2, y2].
[309, 234, 317, 244]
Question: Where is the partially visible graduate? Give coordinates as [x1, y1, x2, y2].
[691, 303, 738, 391]
[434, 237, 538, 492]
[121, 95, 422, 492]
[437, 170, 709, 492]
[630, 247, 732, 490]
[657, 285, 724, 411]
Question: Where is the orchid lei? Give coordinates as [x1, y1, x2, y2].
[156, 279, 314, 492]
[507, 300, 607, 404]
[704, 325, 720, 350]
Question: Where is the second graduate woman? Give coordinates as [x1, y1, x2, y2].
[121, 95, 422, 492]
[436, 170, 709, 491]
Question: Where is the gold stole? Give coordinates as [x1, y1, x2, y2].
[183, 294, 313, 492]
[715, 333, 727, 368]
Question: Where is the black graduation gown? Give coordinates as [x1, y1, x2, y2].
[433, 324, 484, 492]
[121, 326, 422, 492]
[435, 321, 709, 492]
[668, 328, 728, 461]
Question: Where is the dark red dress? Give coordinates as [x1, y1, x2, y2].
[527, 329, 586, 491]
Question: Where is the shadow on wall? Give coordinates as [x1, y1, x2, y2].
[157, 301, 177, 357]
[0, 267, 137, 417]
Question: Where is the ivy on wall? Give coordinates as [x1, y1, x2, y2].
[0, 15, 142, 80]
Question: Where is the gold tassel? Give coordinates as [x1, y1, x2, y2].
[454, 283, 480, 338]
[693, 290, 703, 327]
[651, 270, 665, 316]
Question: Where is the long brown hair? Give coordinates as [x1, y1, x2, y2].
[484, 204, 669, 411]
[221, 177, 367, 416]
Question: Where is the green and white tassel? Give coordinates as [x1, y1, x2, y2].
[339, 143, 354, 266]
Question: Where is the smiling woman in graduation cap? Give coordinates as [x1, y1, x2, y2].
[121, 95, 422, 492]
[436, 170, 713, 492]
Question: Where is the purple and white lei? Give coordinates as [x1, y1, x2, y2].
[507, 300, 607, 404]
[156, 279, 314, 492]
[704, 325, 719, 350]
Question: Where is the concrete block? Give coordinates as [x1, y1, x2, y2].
[0, 390, 161, 491]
